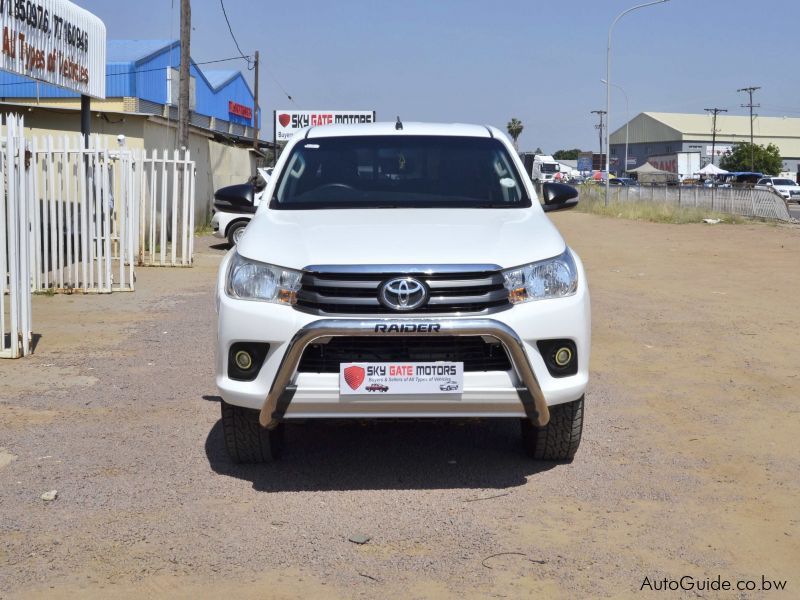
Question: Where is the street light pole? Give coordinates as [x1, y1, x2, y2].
[605, 0, 669, 206]
[602, 79, 629, 175]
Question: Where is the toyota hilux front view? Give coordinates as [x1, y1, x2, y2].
[215, 122, 590, 463]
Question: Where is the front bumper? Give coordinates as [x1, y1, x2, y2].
[258, 318, 549, 428]
[210, 211, 224, 238]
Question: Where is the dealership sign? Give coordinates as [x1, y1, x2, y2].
[228, 100, 252, 121]
[274, 110, 376, 141]
[0, 0, 106, 98]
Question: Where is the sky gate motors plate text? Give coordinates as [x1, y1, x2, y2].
[339, 362, 464, 396]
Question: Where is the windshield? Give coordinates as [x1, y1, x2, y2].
[540, 163, 559, 173]
[272, 135, 530, 209]
[773, 179, 795, 186]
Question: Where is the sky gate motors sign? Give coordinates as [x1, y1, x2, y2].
[0, 0, 106, 98]
[274, 110, 376, 141]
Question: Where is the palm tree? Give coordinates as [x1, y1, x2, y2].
[507, 118, 523, 151]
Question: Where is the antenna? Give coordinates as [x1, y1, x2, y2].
[395, 116, 403, 131]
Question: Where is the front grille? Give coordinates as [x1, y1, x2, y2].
[297, 336, 512, 373]
[295, 269, 511, 315]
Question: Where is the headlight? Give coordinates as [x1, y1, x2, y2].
[225, 252, 302, 304]
[502, 249, 578, 303]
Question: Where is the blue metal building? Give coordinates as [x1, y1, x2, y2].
[0, 40, 260, 138]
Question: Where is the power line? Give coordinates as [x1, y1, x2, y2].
[220, 0, 253, 70]
[265, 67, 298, 107]
[217, 0, 297, 107]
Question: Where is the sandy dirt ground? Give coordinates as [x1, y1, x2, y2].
[1, 215, 798, 599]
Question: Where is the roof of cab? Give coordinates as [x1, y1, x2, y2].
[305, 121, 497, 139]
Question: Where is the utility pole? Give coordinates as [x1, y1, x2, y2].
[252, 50, 259, 152]
[737, 86, 760, 171]
[80, 95, 91, 148]
[177, 0, 191, 155]
[591, 110, 607, 169]
[704, 107, 727, 166]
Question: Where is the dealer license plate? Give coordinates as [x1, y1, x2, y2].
[339, 362, 464, 395]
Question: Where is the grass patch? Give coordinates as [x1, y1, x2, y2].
[194, 223, 214, 236]
[576, 196, 746, 224]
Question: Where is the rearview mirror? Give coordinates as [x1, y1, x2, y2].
[541, 182, 579, 212]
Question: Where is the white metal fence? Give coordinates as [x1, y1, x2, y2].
[28, 135, 137, 293]
[137, 149, 196, 267]
[580, 184, 792, 221]
[1, 115, 33, 358]
[2, 113, 197, 358]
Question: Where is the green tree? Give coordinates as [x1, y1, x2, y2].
[719, 142, 783, 175]
[553, 148, 582, 160]
[533, 147, 544, 155]
[506, 118, 523, 151]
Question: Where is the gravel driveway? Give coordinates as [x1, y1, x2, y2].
[1, 216, 798, 598]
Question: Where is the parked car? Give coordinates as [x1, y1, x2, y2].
[215, 121, 589, 463]
[609, 177, 639, 186]
[755, 177, 800, 202]
[211, 167, 272, 245]
[718, 172, 763, 188]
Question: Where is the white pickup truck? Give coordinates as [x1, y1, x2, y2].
[215, 122, 591, 463]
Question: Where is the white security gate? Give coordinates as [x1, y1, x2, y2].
[1, 115, 33, 358]
[2, 114, 197, 358]
[28, 135, 137, 293]
[137, 149, 195, 267]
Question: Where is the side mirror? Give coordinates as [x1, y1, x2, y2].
[213, 183, 257, 214]
[541, 182, 579, 212]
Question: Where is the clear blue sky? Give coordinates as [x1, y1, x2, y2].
[76, 0, 800, 152]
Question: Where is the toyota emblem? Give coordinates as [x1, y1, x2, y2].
[379, 277, 428, 311]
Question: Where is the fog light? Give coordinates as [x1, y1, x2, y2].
[554, 347, 573, 367]
[536, 339, 578, 378]
[228, 342, 269, 381]
[234, 350, 253, 371]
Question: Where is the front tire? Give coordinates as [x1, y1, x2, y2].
[221, 401, 284, 463]
[521, 396, 583, 461]
[227, 221, 247, 246]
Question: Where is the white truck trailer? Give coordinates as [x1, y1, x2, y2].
[647, 152, 701, 181]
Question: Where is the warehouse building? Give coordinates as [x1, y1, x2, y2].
[609, 112, 800, 178]
[0, 40, 265, 221]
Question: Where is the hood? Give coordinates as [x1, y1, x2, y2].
[236, 208, 566, 270]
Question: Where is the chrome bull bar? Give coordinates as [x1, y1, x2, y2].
[259, 318, 550, 428]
